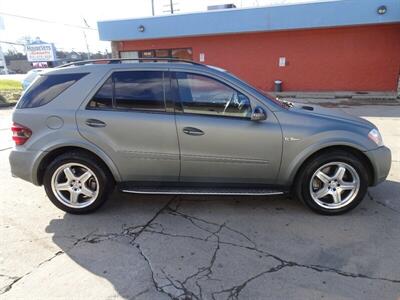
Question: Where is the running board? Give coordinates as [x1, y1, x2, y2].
[119, 186, 286, 196]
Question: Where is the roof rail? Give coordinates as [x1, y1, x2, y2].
[58, 57, 206, 68]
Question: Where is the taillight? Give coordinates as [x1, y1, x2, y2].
[11, 123, 32, 145]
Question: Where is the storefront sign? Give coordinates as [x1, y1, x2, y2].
[26, 43, 56, 62]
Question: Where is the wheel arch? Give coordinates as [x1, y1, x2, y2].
[289, 145, 374, 189]
[35, 143, 121, 186]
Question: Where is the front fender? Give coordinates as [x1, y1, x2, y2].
[277, 130, 371, 186]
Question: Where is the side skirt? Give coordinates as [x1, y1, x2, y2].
[118, 182, 288, 196]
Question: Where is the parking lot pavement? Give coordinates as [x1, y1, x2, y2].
[0, 105, 399, 299]
[0, 109, 13, 151]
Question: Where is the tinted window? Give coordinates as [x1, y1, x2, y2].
[176, 73, 252, 118]
[17, 73, 87, 109]
[88, 77, 113, 109]
[114, 71, 165, 111]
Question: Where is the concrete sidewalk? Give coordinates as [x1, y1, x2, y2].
[272, 91, 400, 106]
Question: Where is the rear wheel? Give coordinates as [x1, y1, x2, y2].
[43, 151, 114, 214]
[295, 150, 368, 215]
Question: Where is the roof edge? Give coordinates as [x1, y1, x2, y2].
[98, 0, 400, 41]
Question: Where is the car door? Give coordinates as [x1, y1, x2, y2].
[172, 71, 283, 184]
[76, 69, 180, 182]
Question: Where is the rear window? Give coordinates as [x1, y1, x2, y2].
[17, 73, 88, 108]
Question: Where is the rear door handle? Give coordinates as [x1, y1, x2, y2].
[182, 127, 204, 136]
[85, 119, 106, 128]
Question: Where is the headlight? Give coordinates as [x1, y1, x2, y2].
[368, 128, 383, 146]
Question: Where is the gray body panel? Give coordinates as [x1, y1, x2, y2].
[9, 62, 391, 190]
[76, 109, 180, 181]
[175, 113, 282, 183]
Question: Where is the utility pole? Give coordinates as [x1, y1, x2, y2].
[82, 17, 91, 60]
[82, 31, 90, 60]
[151, 0, 155, 16]
[163, 1, 179, 14]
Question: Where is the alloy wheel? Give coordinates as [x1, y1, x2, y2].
[309, 162, 360, 209]
[51, 163, 99, 208]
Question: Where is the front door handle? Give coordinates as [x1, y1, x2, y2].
[182, 127, 204, 136]
[85, 119, 106, 128]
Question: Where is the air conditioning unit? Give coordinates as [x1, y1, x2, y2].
[207, 4, 236, 10]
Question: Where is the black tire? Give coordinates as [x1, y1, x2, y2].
[294, 150, 368, 215]
[43, 151, 114, 214]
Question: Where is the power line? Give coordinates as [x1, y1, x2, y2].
[0, 40, 25, 46]
[0, 12, 97, 31]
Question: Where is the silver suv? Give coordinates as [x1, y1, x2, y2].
[9, 59, 391, 215]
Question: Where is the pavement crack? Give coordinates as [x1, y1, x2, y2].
[179, 228, 223, 295]
[0, 251, 64, 295]
[0, 276, 22, 295]
[146, 208, 400, 290]
[135, 243, 175, 300]
[287, 262, 400, 284]
[167, 207, 256, 248]
[367, 191, 400, 214]
[161, 269, 201, 300]
[72, 229, 101, 246]
[128, 196, 178, 243]
[211, 263, 287, 300]
[142, 227, 400, 286]
[70, 196, 178, 248]
[0, 147, 12, 152]
[134, 220, 223, 299]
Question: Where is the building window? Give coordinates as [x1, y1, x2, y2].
[155, 49, 170, 58]
[133, 48, 193, 61]
[120, 51, 139, 63]
[172, 48, 192, 60]
[141, 50, 155, 58]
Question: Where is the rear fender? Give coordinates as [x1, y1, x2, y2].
[32, 139, 121, 185]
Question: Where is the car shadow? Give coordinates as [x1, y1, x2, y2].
[44, 190, 301, 297]
[45, 180, 400, 298]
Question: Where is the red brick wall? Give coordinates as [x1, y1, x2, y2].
[119, 24, 400, 92]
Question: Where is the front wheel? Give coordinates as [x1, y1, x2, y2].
[43, 151, 114, 214]
[295, 150, 369, 215]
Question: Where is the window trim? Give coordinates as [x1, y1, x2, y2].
[86, 70, 168, 113]
[172, 71, 253, 120]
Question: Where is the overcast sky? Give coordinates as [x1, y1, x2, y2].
[0, 0, 321, 53]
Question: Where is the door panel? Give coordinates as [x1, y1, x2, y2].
[77, 70, 179, 182]
[176, 113, 282, 183]
[77, 110, 179, 181]
[173, 71, 282, 184]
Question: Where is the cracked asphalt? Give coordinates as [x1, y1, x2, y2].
[0, 104, 399, 299]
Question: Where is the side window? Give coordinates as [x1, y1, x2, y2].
[17, 73, 88, 109]
[88, 77, 113, 109]
[176, 72, 252, 118]
[114, 71, 165, 111]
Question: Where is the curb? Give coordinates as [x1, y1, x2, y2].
[272, 92, 399, 101]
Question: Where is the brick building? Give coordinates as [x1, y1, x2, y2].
[98, 0, 400, 92]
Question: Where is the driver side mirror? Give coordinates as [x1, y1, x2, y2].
[251, 106, 267, 121]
